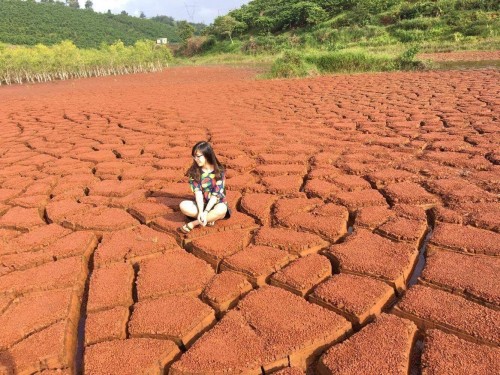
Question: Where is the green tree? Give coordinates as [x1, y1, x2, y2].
[120, 10, 128, 16]
[139, 11, 146, 19]
[213, 15, 246, 43]
[177, 20, 195, 43]
[84, 1, 93, 10]
[66, 0, 80, 9]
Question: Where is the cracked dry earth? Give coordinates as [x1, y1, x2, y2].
[0, 65, 499, 375]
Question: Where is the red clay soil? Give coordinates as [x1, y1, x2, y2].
[0, 288, 76, 350]
[0, 321, 72, 374]
[454, 201, 500, 232]
[86, 262, 134, 312]
[326, 229, 417, 291]
[394, 285, 500, 346]
[84, 338, 180, 375]
[317, 314, 416, 375]
[240, 192, 277, 225]
[421, 329, 500, 375]
[169, 310, 267, 375]
[421, 249, 500, 307]
[253, 226, 329, 256]
[172, 286, 351, 373]
[220, 245, 294, 286]
[356, 205, 395, 229]
[0, 207, 45, 232]
[201, 271, 253, 314]
[136, 251, 214, 300]
[383, 182, 439, 206]
[94, 225, 179, 267]
[428, 222, 499, 255]
[85, 306, 129, 346]
[1, 66, 499, 373]
[8, 224, 71, 253]
[375, 217, 428, 245]
[331, 189, 388, 211]
[186, 229, 252, 269]
[270, 254, 332, 296]
[128, 200, 173, 224]
[0, 256, 87, 296]
[273, 367, 305, 375]
[309, 273, 395, 326]
[128, 294, 215, 347]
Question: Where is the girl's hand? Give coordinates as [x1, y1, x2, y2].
[200, 211, 208, 226]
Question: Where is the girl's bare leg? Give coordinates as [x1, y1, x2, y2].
[205, 203, 228, 224]
[179, 200, 202, 229]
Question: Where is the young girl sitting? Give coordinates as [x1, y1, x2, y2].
[179, 141, 230, 233]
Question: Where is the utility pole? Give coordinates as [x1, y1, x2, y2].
[184, 2, 196, 21]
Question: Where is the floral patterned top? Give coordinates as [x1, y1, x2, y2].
[189, 170, 227, 205]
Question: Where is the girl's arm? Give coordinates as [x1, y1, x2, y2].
[189, 177, 205, 216]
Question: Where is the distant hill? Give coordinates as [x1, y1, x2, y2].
[0, 0, 181, 48]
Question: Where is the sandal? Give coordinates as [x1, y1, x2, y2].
[180, 223, 193, 234]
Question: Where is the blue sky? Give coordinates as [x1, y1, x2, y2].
[89, 0, 250, 24]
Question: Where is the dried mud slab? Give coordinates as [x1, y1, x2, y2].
[85, 306, 129, 346]
[87, 262, 134, 312]
[172, 286, 351, 373]
[394, 285, 500, 346]
[169, 310, 266, 375]
[220, 245, 294, 286]
[355, 205, 395, 229]
[326, 229, 417, 292]
[94, 225, 179, 267]
[317, 314, 417, 375]
[136, 251, 214, 300]
[0, 288, 79, 350]
[421, 329, 500, 375]
[270, 254, 332, 297]
[309, 273, 395, 326]
[60, 206, 138, 233]
[7, 224, 71, 254]
[128, 201, 174, 224]
[276, 202, 349, 242]
[129, 294, 215, 348]
[201, 271, 253, 315]
[186, 229, 251, 269]
[0, 256, 87, 296]
[240, 192, 277, 225]
[384, 182, 439, 207]
[253, 227, 329, 257]
[0, 207, 45, 232]
[84, 338, 180, 375]
[428, 223, 499, 255]
[1, 231, 97, 272]
[375, 217, 428, 246]
[421, 249, 500, 308]
[330, 189, 388, 211]
[0, 321, 74, 375]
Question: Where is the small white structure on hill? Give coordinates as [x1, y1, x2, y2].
[156, 38, 168, 45]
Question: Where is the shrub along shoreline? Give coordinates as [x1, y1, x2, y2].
[0, 40, 173, 85]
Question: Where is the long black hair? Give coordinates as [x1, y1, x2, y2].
[186, 141, 225, 181]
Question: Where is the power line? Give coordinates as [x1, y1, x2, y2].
[184, 2, 196, 21]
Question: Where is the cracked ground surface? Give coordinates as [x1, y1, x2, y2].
[0, 66, 499, 374]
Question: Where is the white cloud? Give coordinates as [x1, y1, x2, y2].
[87, 0, 249, 24]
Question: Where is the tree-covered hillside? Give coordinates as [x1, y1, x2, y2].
[0, 0, 180, 47]
[228, 0, 499, 34]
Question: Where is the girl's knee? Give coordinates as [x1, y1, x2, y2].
[180, 200, 197, 215]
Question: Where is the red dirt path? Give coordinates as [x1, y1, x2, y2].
[0, 66, 499, 374]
